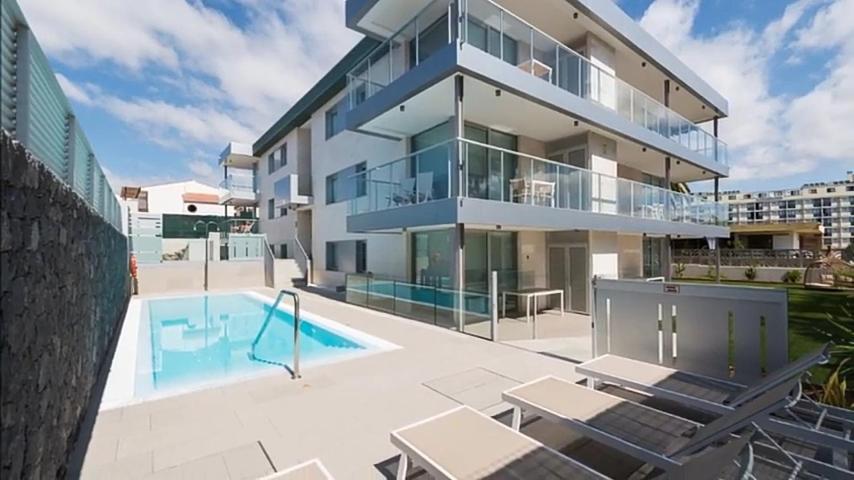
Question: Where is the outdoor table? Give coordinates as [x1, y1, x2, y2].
[501, 288, 565, 324]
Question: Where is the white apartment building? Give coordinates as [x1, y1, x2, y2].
[695, 172, 854, 250]
[220, 0, 730, 313]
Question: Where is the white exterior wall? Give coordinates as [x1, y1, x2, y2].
[310, 91, 407, 287]
[518, 231, 547, 288]
[591, 231, 619, 279]
[140, 181, 224, 216]
[617, 234, 643, 278]
[257, 129, 299, 255]
[589, 133, 618, 215]
[254, 90, 408, 288]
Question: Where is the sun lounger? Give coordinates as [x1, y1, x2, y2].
[390, 406, 611, 479]
[576, 347, 853, 476]
[502, 375, 792, 476]
[576, 347, 853, 439]
[259, 458, 334, 480]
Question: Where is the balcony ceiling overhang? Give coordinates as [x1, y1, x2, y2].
[219, 142, 257, 168]
[348, 198, 730, 238]
[356, 74, 724, 183]
[346, 0, 727, 122]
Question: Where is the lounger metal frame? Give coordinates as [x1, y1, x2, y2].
[502, 375, 788, 475]
[390, 405, 610, 480]
[577, 354, 853, 478]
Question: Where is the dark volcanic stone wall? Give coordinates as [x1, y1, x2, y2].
[0, 130, 130, 478]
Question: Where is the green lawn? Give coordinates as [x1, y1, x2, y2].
[682, 278, 853, 383]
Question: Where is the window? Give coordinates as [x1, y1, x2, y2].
[138, 191, 149, 212]
[325, 240, 366, 273]
[268, 152, 276, 174]
[847, 185, 854, 192]
[325, 98, 346, 139]
[279, 144, 288, 168]
[356, 240, 367, 273]
[326, 242, 338, 271]
[809, 188, 818, 194]
[279, 207, 288, 217]
[326, 162, 367, 204]
[278, 244, 288, 259]
[727, 195, 737, 200]
[268, 198, 275, 220]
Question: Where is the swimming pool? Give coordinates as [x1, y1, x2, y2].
[102, 292, 398, 407]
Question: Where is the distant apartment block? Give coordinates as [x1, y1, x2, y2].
[695, 171, 854, 250]
[221, 0, 731, 308]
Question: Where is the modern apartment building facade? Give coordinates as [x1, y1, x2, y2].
[695, 171, 854, 250]
[221, 0, 729, 312]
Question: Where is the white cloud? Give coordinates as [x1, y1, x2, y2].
[55, 73, 93, 105]
[18, 0, 361, 166]
[638, 0, 853, 184]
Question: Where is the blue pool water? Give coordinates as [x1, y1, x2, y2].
[136, 293, 367, 396]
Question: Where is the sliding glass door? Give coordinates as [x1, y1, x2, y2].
[464, 231, 517, 294]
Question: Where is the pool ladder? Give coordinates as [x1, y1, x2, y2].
[249, 289, 301, 379]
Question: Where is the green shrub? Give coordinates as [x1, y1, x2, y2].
[782, 269, 802, 284]
[674, 263, 686, 279]
[744, 265, 757, 281]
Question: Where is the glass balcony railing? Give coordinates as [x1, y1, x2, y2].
[346, 0, 728, 167]
[461, 0, 726, 165]
[349, 138, 726, 227]
[347, 0, 454, 110]
[220, 175, 257, 194]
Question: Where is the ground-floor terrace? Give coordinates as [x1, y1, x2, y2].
[324, 225, 673, 342]
[81, 287, 597, 479]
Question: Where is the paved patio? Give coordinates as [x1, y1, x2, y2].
[81, 287, 595, 479]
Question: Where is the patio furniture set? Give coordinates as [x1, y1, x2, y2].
[391, 343, 852, 479]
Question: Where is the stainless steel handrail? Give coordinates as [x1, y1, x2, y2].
[249, 289, 302, 379]
[294, 236, 312, 285]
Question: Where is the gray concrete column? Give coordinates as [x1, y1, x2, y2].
[453, 75, 464, 197]
[664, 156, 672, 280]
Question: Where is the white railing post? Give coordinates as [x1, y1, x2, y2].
[490, 270, 498, 341]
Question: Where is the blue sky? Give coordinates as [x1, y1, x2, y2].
[17, 0, 854, 193]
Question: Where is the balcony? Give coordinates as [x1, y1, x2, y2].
[346, 0, 727, 168]
[348, 138, 727, 237]
[274, 174, 312, 208]
[219, 142, 256, 168]
[220, 175, 258, 206]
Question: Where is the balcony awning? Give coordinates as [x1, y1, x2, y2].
[219, 142, 256, 168]
[731, 222, 823, 236]
[182, 193, 220, 205]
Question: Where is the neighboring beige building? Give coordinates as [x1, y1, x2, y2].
[695, 171, 854, 250]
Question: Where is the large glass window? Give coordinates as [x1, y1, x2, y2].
[326, 162, 367, 204]
[465, 17, 518, 64]
[326, 240, 365, 273]
[279, 144, 287, 168]
[409, 14, 449, 67]
[356, 240, 367, 273]
[464, 231, 517, 294]
[267, 198, 275, 220]
[325, 98, 346, 139]
[412, 229, 453, 288]
[326, 242, 338, 271]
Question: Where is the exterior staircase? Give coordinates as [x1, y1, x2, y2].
[273, 259, 307, 288]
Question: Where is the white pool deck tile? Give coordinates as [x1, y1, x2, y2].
[81, 287, 592, 479]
